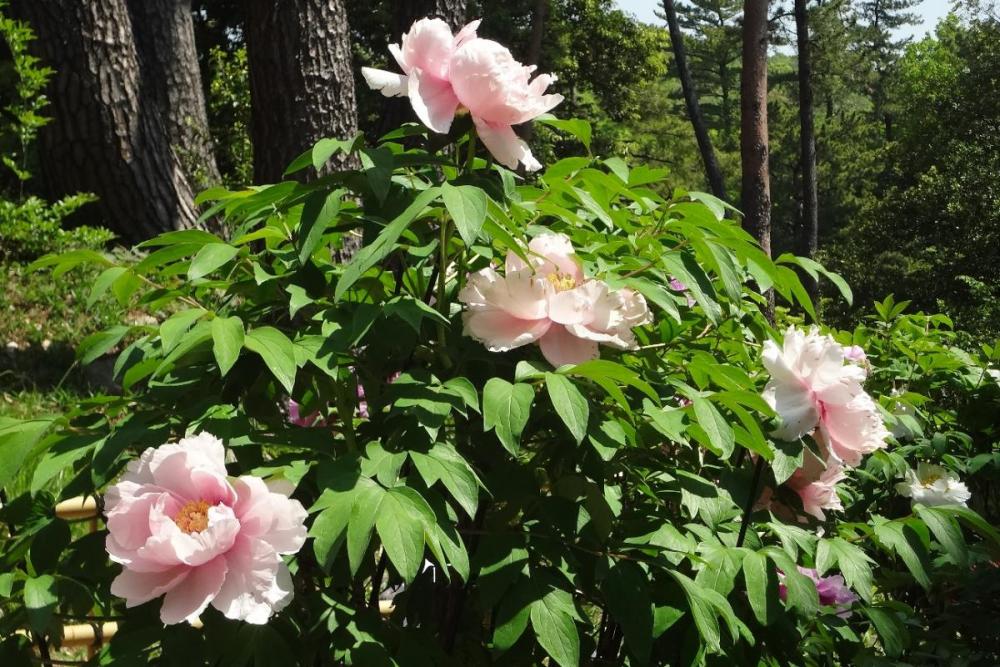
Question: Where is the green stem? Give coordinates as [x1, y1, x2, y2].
[334, 377, 358, 454]
[465, 131, 478, 173]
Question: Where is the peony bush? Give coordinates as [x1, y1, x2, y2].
[1, 18, 999, 667]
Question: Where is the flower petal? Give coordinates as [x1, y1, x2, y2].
[159, 557, 228, 625]
[407, 69, 459, 133]
[538, 324, 599, 367]
[462, 309, 551, 352]
[362, 67, 408, 97]
[473, 118, 541, 172]
[110, 566, 188, 607]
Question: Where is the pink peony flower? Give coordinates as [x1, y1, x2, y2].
[762, 326, 888, 466]
[287, 399, 325, 428]
[459, 233, 651, 367]
[785, 440, 846, 520]
[668, 276, 696, 307]
[780, 567, 857, 616]
[843, 345, 867, 364]
[104, 433, 307, 625]
[362, 17, 562, 171]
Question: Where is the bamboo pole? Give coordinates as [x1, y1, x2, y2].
[54, 496, 99, 520]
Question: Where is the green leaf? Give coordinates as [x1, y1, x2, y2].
[375, 488, 427, 583]
[603, 561, 653, 661]
[297, 189, 344, 264]
[529, 589, 580, 667]
[160, 308, 209, 352]
[915, 505, 968, 568]
[31, 435, 101, 494]
[770, 439, 804, 485]
[88, 266, 128, 307]
[671, 572, 721, 652]
[742, 551, 779, 626]
[283, 133, 363, 175]
[0, 419, 54, 490]
[692, 396, 735, 457]
[211, 316, 245, 376]
[875, 520, 931, 590]
[535, 115, 592, 151]
[310, 498, 352, 572]
[441, 182, 488, 246]
[410, 443, 481, 518]
[244, 327, 298, 392]
[188, 243, 239, 280]
[545, 373, 589, 445]
[360, 147, 393, 203]
[493, 582, 536, 652]
[347, 481, 385, 575]
[77, 325, 131, 364]
[864, 606, 909, 658]
[815, 538, 873, 601]
[335, 187, 440, 300]
[24, 575, 57, 634]
[482, 378, 534, 455]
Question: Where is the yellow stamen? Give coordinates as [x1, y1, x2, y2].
[546, 272, 576, 292]
[174, 499, 210, 534]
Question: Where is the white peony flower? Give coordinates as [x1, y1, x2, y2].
[896, 462, 971, 507]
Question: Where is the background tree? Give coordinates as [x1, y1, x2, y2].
[794, 0, 818, 298]
[740, 0, 772, 258]
[661, 0, 728, 198]
[853, 0, 919, 139]
[12, 0, 199, 242]
[246, 0, 359, 182]
[128, 0, 221, 190]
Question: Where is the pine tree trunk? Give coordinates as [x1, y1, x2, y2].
[795, 0, 819, 300]
[379, 0, 469, 136]
[12, 0, 199, 243]
[128, 0, 221, 190]
[246, 0, 359, 183]
[662, 0, 728, 201]
[740, 0, 771, 259]
[527, 0, 548, 66]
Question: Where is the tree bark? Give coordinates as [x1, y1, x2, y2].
[128, 0, 220, 190]
[246, 0, 360, 183]
[12, 0, 199, 243]
[662, 0, 728, 201]
[527, 0, 548, 67]
[379, 0, 469, 137]
[740, 0, 771, 258]
[794, 0, 819, 300]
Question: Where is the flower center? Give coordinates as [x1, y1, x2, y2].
[921, 474, 941, 486]
[546, 272, 576, 292]
[174, 499, 210, 534]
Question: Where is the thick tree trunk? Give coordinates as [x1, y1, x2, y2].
[128, 0, 220, 190]
[740, 0, 771, 258]
[379, 0, 469, 137]
[246, 0, 359, 183]
[12, 0, 199, 243]
[795, 0, 819, 299]
[662, 0, 728, 201]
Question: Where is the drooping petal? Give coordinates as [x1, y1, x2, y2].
[362, 67, 408, 97]
[820, 393, 889, 466]
[407, 69, 460, 133]
[158, 556, 228, 625]
[763, 379, 819, 441]
[110, 566, 189, 607]
[538, 324, 599, 367]
[473, 118, 541, 172]
[462, 309, 551, 352]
